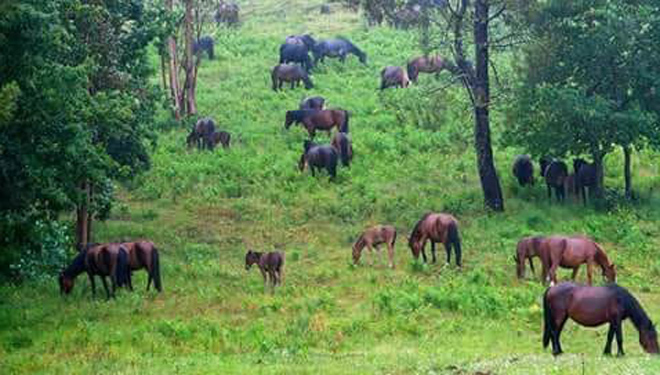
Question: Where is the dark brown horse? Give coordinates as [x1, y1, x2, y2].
[380, 66, 409, 90]
[331, 132, 353, 167]
[514, 235, 545, 279]
[543, 282, 659, 356]
[285, 109, 349, 138]
[298, 140, 338, 178]
[300, 96, 325, 111]
[540, 157, 568, 202]
[209, 130, 231, 149]
[352, 225, 397, 268]
[407, 55, 447, 83]
[188, 117, 217, 150]
[245, 250, 284, 291]
[408, 212, 462, 267]
[59, 243, 131, 299]
[539, 236, 616, 285]
[121, 241, 162, 292]
[512, 155, 534, 187]
[574, 158, 598, 205]
[271, 64, 313, 91]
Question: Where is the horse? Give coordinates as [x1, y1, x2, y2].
[284, 34, 316, 50]
[284, 109, 349, 138]
[380, 66, 410, 90]
[512, 155, 534, 187]
[408, 212, 462, 267]
[540, 157, 568, 202]
[271, 64, 313, 91]
[352, 225, 397, 268]
[245, 250, 284, 291]
[209, 130, 231, 149]
[574, 158, 598, 205]
[121, 241, 162, 292]
[312, 37, 367, 65]
[543, 282, 659, 356]
[59, 243, 131, 299]
[193, 36, 215, 60]
[215, 1, 239, 26]
[189, 117, 216, 150]
[514, 235, 545, 279]
[298, 140, 338, 178]
[407, 55, 447, 83]
[279, 43, 314, 73]
[539, 236, 616, 286]
[300, 96, 325, 111]
[331, 132, 353, 167]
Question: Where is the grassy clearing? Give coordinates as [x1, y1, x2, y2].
[2, 1, 660, 374]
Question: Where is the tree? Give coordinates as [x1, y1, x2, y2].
[504, 0, 660, 198]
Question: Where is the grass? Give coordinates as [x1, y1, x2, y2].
[3, 1, 660, 374]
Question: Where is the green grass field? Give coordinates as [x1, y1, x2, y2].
[3, 1, 660, 374]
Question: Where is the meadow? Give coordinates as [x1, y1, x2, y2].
[2, 1, 660, 374]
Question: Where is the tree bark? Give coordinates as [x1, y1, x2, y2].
[160, 53, 168, 95]
[167, 0, 182, 120]
[623, 145, 632, 199]
[183, 0, 197, 115]
[75, 181, 91, 249]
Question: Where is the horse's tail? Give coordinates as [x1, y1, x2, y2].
[340, 110, 349, 133]
[447, 220, 462, 266]
[116, 247, 130, 288]
[339, 135, 349, 166]
[543, 287, 554, 349]
[152, 247, 162, 292]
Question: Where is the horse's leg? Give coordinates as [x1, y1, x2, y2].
[554, 314, 568, 355]
[586, 261, 594, 286]
[529, 258, 536, 276]
[548, 259, 559, 286]
[260, 268, 268, 292]
[604, 323, 615, 355]
[431, 241, 437, 264]
[147, 269, 153, 291]
[420, 239, 428, 263]
[571, 267, 580, 281]
[367, 244, 375, 266]
[101, 276, 111, 299]
[387, 242, 395, 269]
[547, 184, 552, 201]
[87, 272, 96, 296]
[615, 319, 625, 356]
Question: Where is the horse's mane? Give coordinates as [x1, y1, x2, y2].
[63, 250, 87, 278]
[337, 36, 365, 58]
[610, 284, 655, 333]
[409, 212, 433, 247]
[354, 233, 366, 249]
[593, 242, 612, 269]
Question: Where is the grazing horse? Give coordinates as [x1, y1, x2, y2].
[193, 36, 215, 59]
[407, 55, 447, 83]
[271, 64, 313, 91]
[543, 282, 659, 356]
[245, 250, 284, 291]
[514, 235, 545, 279]
[512, 155, 534, 187]
[209, 130, 231, 149]
[188, 117, 216, 150]
[285, 34, 316, 50]
[298, 140, 338, 178]
[380, 66, 410, 90]
[284, 109, 349, 138]
[539, 236, 616, 286]
[300, 96, 325, 111]
[540, 157, 568, 202]
[121, 241, 162, 292]
[331, 132, 353, 167]
[59, 243, 131, 299]
[408, 212, 462, 267]
[312, 37, 367, 65]
[352, 225, 397, 268]
[279, 43, 314, 73]
[574, 158, 598, 205]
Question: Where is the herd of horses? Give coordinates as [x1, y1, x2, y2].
[56, 30, 659, 359]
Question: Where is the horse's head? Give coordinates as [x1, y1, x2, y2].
[408, 237, 421, 259]
[352, 236, 364, 265]
[358, 52, 367, 65]
[245, 250, 260, 270]
[303, 76, 314, 90]
[604, 263, 617, 283]
[640, 322, 659, 354]
[58, 271, 74, 295]
[284, 111, 296, 129]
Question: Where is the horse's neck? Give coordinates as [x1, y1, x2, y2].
[65, 253, 87, 278]
[594, 248, 610, 267]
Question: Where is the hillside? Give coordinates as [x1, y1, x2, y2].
[2, 1, 660, 374]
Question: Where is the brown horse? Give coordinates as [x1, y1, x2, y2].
[121, 241, 162, 292]
[514, 236, 545, 279]
[245, 250, 285, 291]
[380, 66, 409, 90]
[539, 236, 616, 285]
[59, 243, 131, 299]
[271, 64, 313, 91]
[331, 132, 353, 167]
[407, 55, 447, 83]
[209, 130, 231, 149]
[543, 282, 659, 356]
[188, 117, 216, 150]
[408, 212, 462, 267]
[285, 109, 349, 138]
[352, 225, 397, 268]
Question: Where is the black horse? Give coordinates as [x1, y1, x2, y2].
[285, 34, 316, 50]
[574, 158, 598, 205]
[540, 157, 568, 202]
[312, 37, 367, 65]
[59, 244, 131, 299]
[512, 155, 534, 186]
[193, 36, 215, 59]
[279, 43, 314, 73]
[299, 140, 338, 179]
[300, 96, 325, 111]
[331, 132, 353, 167]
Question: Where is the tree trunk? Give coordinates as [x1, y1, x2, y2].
[472, 0, 504, 211]
[167, 0, 182, 120]
[86, 184, 93, 243]
[183, 0, 197, 115]
[623, 145, 632, 199]
[75, 181, 91, 249]
[160, 53, 168, 95]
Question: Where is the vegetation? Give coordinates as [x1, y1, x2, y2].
[2, 0, 660, 374]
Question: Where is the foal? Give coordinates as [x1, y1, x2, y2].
[245, 250, 285, 291]
[352, 225, 397, 268]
